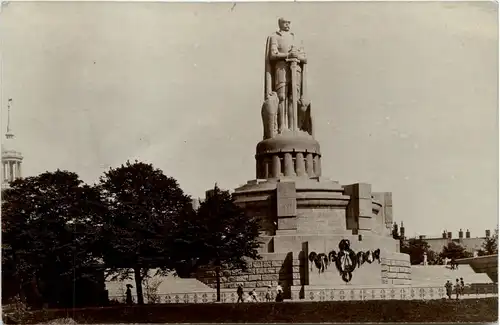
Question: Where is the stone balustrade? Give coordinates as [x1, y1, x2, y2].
[109, 284, 498, 304]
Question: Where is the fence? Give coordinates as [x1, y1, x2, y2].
[108, 284, 498, 304]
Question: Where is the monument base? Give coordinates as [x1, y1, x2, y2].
[189, 177, 412, 299]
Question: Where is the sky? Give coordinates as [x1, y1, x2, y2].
[0, 1, 498, 238]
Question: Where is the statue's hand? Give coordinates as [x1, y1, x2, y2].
[266, 91, 276, 99]
[288, 50, 299, 59]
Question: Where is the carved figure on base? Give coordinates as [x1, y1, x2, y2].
[298, 97, 313, 136]
[261, 92, 279, 139]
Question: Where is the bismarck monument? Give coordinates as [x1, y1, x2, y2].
[196, 18, 411, 300]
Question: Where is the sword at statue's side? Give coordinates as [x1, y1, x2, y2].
[287, 58, 300, 132]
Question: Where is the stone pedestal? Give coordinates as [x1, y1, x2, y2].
[222, 176, 411, 299]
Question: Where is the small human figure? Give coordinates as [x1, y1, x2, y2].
[276, 283, 283, 294]
[443, 257, 450, 267]
[423, 252, 428, 266]
[265, 286, 272, 302]
[246, 289, 259, 302]
[125, 284, 133, 305]
[460, 277, 465, 296]
[237, 285, 244, 303]
[445, 280, 453, 299]
[275, 290, 284, 302]
[455, 279, 460, 300]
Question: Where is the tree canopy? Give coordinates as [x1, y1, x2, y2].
[440, 241, 472, 260]
[478, 229, 498, 256]
[400, 238, 437, 265]
[177, 184, 261, 300]
[2, 170, 105, 308]
[97, 160, 193, 305]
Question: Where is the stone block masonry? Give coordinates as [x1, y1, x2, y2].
[380, 257, 411, 285]
[193, 256, 302, 291]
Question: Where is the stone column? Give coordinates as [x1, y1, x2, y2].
[16, 162, 21, 179]
[272, 155, 281, 178]
[316, 156, 322, 177]
[9, 161, 14, 182]
[313, 155, 319, 177]
[295, 152, 305, 176]
[2, 162, 6, 182]
[263, 159, 269, 179]
[306, 153, 314, 177]
[284, 153, 295, 176]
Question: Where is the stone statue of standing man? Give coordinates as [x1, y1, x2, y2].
[262, 17, 313, 140]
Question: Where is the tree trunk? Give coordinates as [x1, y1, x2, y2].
[134, 267, 144, 305]
[215, 266, 221, 302]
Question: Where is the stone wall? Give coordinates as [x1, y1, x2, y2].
[381, 255, 412, 285]
[193, 253, 302, 297]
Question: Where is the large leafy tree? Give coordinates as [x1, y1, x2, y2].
[478, 229, 498, 256]
[98, 160, 193, 305]
[2, 170, 104, 308]
[400, 238, 436, 265]
[178, 184, 261, 301]
[440, 241, 472, 260]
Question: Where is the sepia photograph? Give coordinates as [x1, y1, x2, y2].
[0, 1, 498, 323]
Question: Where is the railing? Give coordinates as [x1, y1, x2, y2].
[108, 285, 498, 304]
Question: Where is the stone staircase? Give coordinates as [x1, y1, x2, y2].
[411, 265, 493, 286]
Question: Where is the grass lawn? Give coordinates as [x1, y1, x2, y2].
[7, 297, 498, 324]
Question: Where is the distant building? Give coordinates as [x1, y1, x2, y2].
[2, 99, 23, 190]
[407, 229, 492, 255]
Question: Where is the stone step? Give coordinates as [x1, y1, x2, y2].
[411, 265, 492, 285]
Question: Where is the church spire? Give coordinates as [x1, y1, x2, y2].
[2, 97, 23, 189]
[6, 98, 14, 139]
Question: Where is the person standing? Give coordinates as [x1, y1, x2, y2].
[125, 284, 134, 305]
[455, 279, 460, 300]
[237, 285, 244, 303]
[460, 278, 465, 296]
[276, 283, 283, 294]
[275, 290, 284, 302]
[445, 280, 453, 299]
[265, 286, 272, 302]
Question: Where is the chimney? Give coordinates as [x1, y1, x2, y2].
[459, 229, 463, 239]
[466, 229, 470, 238]
[400, 222, 405, 239]
[486, 229, 491, 237]
[442, 230, 447, 239]
[447, 231, 452, 239]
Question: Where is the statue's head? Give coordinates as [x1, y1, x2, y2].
[278, 17, 291, 32]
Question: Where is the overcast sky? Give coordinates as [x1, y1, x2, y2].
[0, 1, 498, 238]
